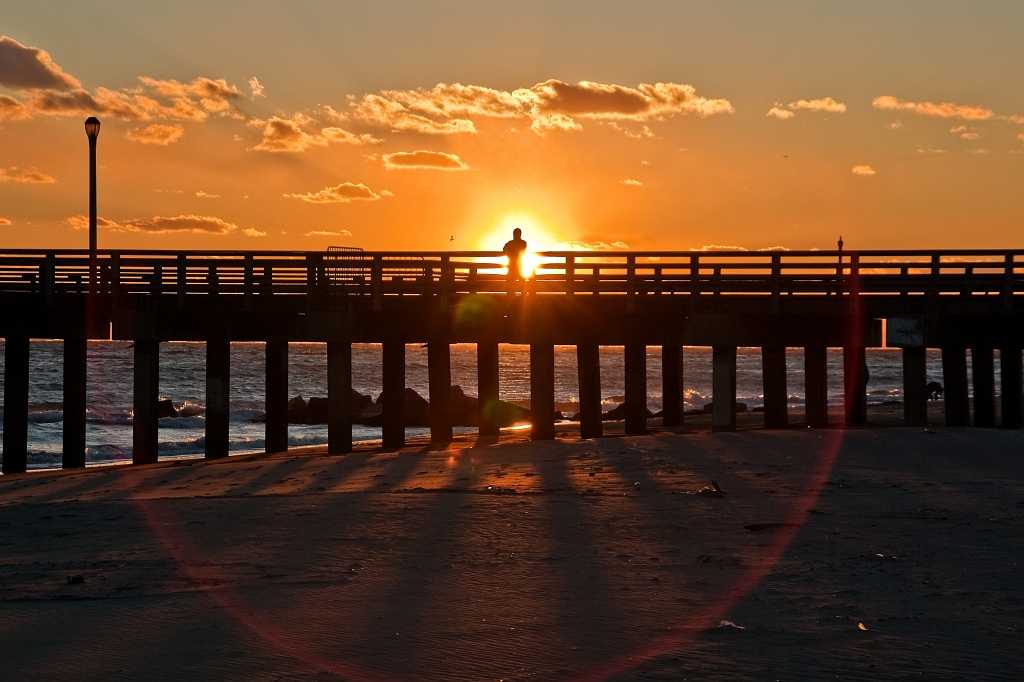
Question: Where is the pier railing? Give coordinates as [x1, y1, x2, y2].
[0, 248, 1021, 298]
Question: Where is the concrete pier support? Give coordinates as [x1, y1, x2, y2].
[843, 344, 867, 427]
[132, 339, 160, 465]
[265, 338, 288, 454]
[205, 337, 230, 459]
[1001, 344, 1022, 429]
[712, 345, 737, 432]
[2, 335, 30, 474]
[327, 338, 353, 453]
[624, 342, 647, 434]
[577, 343, 602, 439]
[971, 344, 995, 427]
[530, 341, 555, 440]
[62, 335, 87, 468]
[761, 346, 788, 428]
[941, 346, 969, 427]
[661, 344, 682, 427]
[477, 340, 499, 437]
[382, 340, 405, 449]
[902, 346, 928, 427]
[804, 345, 828, 427]
[428, 339, 453, 445]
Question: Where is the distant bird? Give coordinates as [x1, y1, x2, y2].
[449, 235, 455, 242]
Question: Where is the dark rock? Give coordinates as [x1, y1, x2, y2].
[601, 402, 655, 421]
[702, 402, 748, 413]
[288, 395, 308, 423]
[157, 399, 177, 419]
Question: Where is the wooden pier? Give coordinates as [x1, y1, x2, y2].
[1, 248, 1022, 473]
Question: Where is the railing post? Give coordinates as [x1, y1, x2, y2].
[929, 253, 941, 301]
[262, 264, 273, 297]
[244, 255, 254, 306]
[1003, 254, 1015, 309]
[150, 263, 163, 297]
[176, 254, 187, 307]
[40, 253, 55, 301]
[372, 255, 383, 310]
[2, 334, 30, 474]
[690, 255, 700, 303]
[770, 254, 781, 311]
[208, 263, 219, 295]
[110, 253, 121, 305]
[565, 255, 575, 295]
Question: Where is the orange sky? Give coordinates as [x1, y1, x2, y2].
[2, 2, 1023, 252]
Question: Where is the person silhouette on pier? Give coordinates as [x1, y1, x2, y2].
[503, 227, 528, 288]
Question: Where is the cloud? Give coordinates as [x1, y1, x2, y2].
[126, 123, 184, 145]
[766, 106, 795, 120]
[65, 214, 260, 236]
[0, 35, 80, 90]
[851, 164, 877, 176]
[621, 178, 643, 187]
[195, 190, 220, 199]
[699, 244, 747, 251]
[136, 76, 242, 114]
[0, 166, 56, 184]
[767, 96, 846, 119]
[343, 79, 732, 136]
[564, 239, 630, 250]
[788, 97, 847, 113]
[0, 217, 11, 226]
[872, 95, 993, 121]
[248, 76, 265, 98]
[887, 121, 903, 130]
[1018, 133, 1024, 143]
[249, 114, 380, 152]
[382, 150, 469, 171]
[283, 182, 383, 204]
[0, 94, 29, 121]
[604, 121, 655, 138]
[916, 147, 947, 154]
[304, 229, 353, 237]
[949, 125, 980, 140]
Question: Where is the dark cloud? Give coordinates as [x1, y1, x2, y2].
[382, 150, 469, 170]
[0, 35, 81, 90]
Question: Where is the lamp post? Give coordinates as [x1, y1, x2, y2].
[85, 116, 101, 291]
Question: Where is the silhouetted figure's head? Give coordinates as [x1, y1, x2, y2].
[513, 227, 522, 240]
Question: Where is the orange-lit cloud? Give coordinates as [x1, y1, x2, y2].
[0, 35, 80, 90]
[851, 164, 877, 176]
[621, 178, 643, 187]
[0, 166, 55, 184]
[248, 76, 265, 99]
[949, 125, 980, 140]
[789, 97, 846, 113]
[382, 150, 469, 170]
[0, 94, 29, 120]
[872, 95, 993, 121]
[767, 96, 846, 119]
[0, 217, 12, 226]
[344, 79, 732, 136]
[66, 214, 263, 236]
[564, 239, 630, 250]
[195, 190, 220, 199]
[304, 229, 353, 237]
[283, 182, 384, 203]
[766, 106, 795, 120]
[126, 123, 184, 145]
[1018, 132, 1024, 143]
[249, 114, 380, 152]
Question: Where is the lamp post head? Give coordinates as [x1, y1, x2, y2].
[85, 116, 101, 141]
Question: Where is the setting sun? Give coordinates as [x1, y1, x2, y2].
[477, 213, 562, 279]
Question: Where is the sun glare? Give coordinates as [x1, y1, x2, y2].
[477, 213, 562, 279]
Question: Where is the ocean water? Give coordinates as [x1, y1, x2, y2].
[0, 341, 978, 470]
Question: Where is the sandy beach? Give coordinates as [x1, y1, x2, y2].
[1, 410, 1022, 681]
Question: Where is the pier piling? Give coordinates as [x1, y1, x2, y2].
[205, 336, 230, 459]
[624, 341, 647, 434]
[530, 341, 555, 440]
[941, 346, 970, 427]
[804, 345, 828, 427]
[971, 344, 995, 427]
[62, 335, 87, 468]
[661, 344, 682, 427]
[477, 340, 500, 437]
[762, 345, 788, 428]
[265, 338, 289, 454]
[428, 338, 453, 445]
[577, 342, 602, 439]
[712, 345, 737, 432]
[902, 346, 928, 427]
[382, 339, 405, 449]
[327, 337, 353, 453]
[1001, 344, 1022, 428]
[132, 338, 159, 464]
[2, 335, 30, 474]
